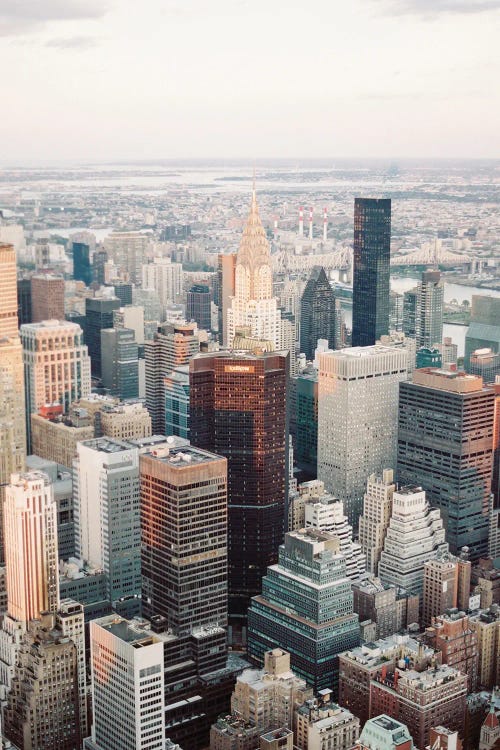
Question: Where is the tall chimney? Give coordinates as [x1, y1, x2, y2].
[299, 206, 304, 237]
[323, 207, 328, 242]
[309, 207, 313, 240]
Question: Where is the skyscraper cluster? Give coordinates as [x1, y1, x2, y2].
[0, 181, 498, 750]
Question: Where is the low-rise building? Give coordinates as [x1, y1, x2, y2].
[354, 715, 414, 750]
[424, 610, 478, 691]
[295, 690, 359, 750]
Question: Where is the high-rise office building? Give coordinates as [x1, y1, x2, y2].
[299, 266, 336, 360]
[145, 321, 201, 433]
[21, 319, 91, 449]
[164, 364, 190, 439]
[93, 249, 108, 286]
[378, 486, 448, 603]
[4, 471, 59, 624]
[0, 243, 27, 562]
[226, 190, 282, 349]
[358, 469, 396, 576]
[105, 230, 149, 285]
[113, 304, 145, 344]
[85, 296, 121, 377]
[465, 296, 500, 369]
[402, 287, 418, 339]
[190, 350, 289, 624]
[415, 270, 444, 348]
[469, 606, 500, 690]
[397, 368, 495, 559]
[142, 256, 183, 314]
[85, 615, 165, 750]
[318, 345, 407, 525]
[140, 438, 228, 640]
[217, 253, 236, 346]
[247, 529, 359, 694]
[295, 365, 318, 476]
[101, 327, 139, 399]
[17, 277, 32, 326]
[351, 198, 391, 347]
[422, 555, 460, 627]
[73, 241, 92, 286]
[74, 438, 141, 615]
[436, 336, 458, 366]
[30, 273, 65, 323]
[110, 281, 133, 306]
[187, 283, 212, 331]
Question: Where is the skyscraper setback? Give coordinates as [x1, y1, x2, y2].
[352, 198, 391, 347]
[190, 350, 289, 626]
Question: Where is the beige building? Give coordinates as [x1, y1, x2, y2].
[100, 401, 152, 441]
[0, 244, 26, 562]
[4, 611, 82, 750]
[4, 471, 59, 624]
[358, 469, 396, 575]
[295, 691, 359, 750]
[20, 320, 91, 447]
[422, 555, 459, 627]
[31, 412, 94, 468]
[231, 649, 312, 733]
[470, 606, 500, 689]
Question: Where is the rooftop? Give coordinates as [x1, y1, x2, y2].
[80, 437, 134, 454]
[141, 439, 225, 467]
[96, 615, 162, 648]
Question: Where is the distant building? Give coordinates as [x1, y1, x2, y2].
[164, 364, 190, 439]
[435, 337, 458, 366]
[299, 266, 336, 360]
[415, 270, 444, 349]
[465, 296, 500, 369]
[351, 198, 391, 347]
[72, 241, 92, 286]
[217, 253, 236, 346]
[30, 273, 65, 322]
[31, 408, 94, 469]
[17, 277, 32, 326]
[101, 327, 139, 399]
[416, 346, 442, 369]
[99, 400, 152, 441]
[295, 366, 318, 476]
[84, 296, 121, 378]
[187, 284, 212, 331]
[105, 230, 150, 285]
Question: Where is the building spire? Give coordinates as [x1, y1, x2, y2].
[235, 184, 273, 301]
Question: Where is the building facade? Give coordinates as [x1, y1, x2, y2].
[299, 266, 336, 360]
[30, 273, 65, 323]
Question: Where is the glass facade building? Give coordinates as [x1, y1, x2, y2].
[352, 198, 391, 347]
[85, 297, 121, 378]
[101, 327, 139, 400]
[415, 270, 444, 349]
[164, 364, 190, 439]
[299, 266, 336, 360]
[187, 284, 211, 331]
[295, 368, 318, 476]
[73, 242, 92, 286]
[247, 529, 359, 695]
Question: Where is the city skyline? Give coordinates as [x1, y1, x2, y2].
[0, 0, 499, 162]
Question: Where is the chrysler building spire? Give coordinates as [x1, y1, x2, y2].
[235, 187, 273, 302]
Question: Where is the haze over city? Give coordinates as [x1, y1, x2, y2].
[1, 0, 500, 162]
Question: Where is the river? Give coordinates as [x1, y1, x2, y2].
[342, 277, 500, 356]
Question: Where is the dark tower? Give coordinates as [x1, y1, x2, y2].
[72, 242, 92, 286]
[186, 284, 211, 331]
[84, 296, 121, 378]
[299, 266, 336, 360]
[352, 198, 391, 347]
[190, 350, 289, 632]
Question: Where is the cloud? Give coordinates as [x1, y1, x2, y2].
[0, 1, 109, 36]
[44, 35, 99, 50]
[378, 0, 500, 16]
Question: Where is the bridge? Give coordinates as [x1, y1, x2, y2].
[272, 239, 470, 274]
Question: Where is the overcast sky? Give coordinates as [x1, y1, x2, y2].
[1, 0, 499, 162]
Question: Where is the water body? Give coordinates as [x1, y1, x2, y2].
[342, 278, 500, 356]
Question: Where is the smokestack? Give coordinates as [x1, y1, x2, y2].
[309, 207, 313, 240]
[274, 218, 278, 240]
[299, 206, 304, 237]
[323, 207, 328, 242]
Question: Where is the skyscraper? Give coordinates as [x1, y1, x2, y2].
[187, 283, 212, 331]
[295, 365, 318, 476]
[358, 469, 396, 576]
[317, 345, 407, 526]
[164, 364, 190, 439]
[4, 471, 59, 624]
[247, 529, 359, 694]
[85, 295, 122, 378]
[415, 270, 444, 349]
[397, 368, 495, 559]
[72, 241, 92, 286]
[0, 243, 26, 562]
[465, 295, 500, 369]
[21, 319, 91, 449]
[145, 321, 200, 433]
[30, 273, 65, 323]
[140, 438, 227, 640]
[226, 190, 282, 349]
[217, 253, 236, 346]
[377, 486, 448, 601]
[101, 327, 139, 399]
[85, 615, 165, 750]
[299, 266, 336, 360]
[351, 198, 391, 347]
[142, 256, 183, 315]
[190, 350, 289, 626]
[105, 230, 149, 285]
[74, 438, 141, 615]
